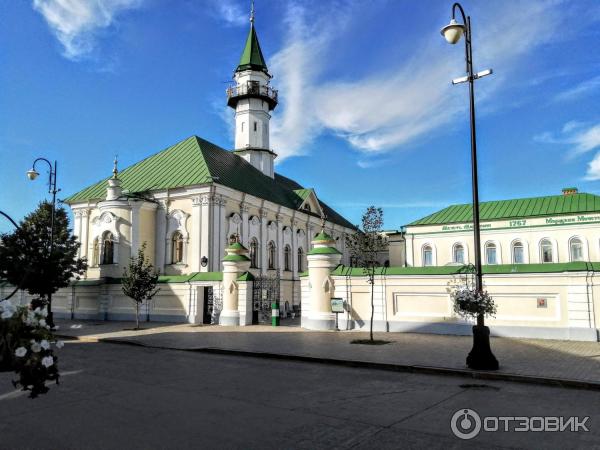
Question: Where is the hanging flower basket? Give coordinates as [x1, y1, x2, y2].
[451, 287, 496, 321]
[0, 299, 62, 398]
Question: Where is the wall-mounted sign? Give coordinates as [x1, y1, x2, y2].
[331, 298, 344, 313]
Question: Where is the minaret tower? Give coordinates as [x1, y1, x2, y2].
[226, 2, 278, 178]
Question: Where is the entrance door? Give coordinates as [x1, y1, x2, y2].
[202, 286, 214, 324]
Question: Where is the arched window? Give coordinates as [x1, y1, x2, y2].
[284, 245, 291, 271]
[268, 241, 276, 269]
[172, 232, 184, 264]
[540, 239, 553, 263]
[485, 242, 497, 265]
[249, 238, 259, 268]
[512, 241, 524, 264]
[422, 245, 433, 267]
[453, 244, 465, 264]
[102, 232, 114, 265]
[297, 248, 304, 272]
[92, 238, 99, 267]
[570, 238, 584, 262]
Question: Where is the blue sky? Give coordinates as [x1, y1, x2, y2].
[1, 0, 600, 233]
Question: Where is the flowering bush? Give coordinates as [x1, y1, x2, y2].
[451, 287, 497, 321]
[0, 299, 62, 398]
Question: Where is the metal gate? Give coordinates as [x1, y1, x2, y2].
[252, 271, 280, 324]
[202, 286, 214, 324]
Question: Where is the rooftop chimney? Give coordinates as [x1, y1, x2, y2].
[562, 187, 578, 196]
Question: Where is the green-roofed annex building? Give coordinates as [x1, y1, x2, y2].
[391, 188, 600, 268]
[63, 17, 354, 324]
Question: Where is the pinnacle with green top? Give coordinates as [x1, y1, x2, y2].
[313, 231, 334, 242]
[236, 24, 269, 74]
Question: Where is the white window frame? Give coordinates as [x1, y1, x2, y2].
[569, 236, 588, 262]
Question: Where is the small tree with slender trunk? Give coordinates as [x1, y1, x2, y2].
[345, 206, 388, 342]
[121, 244, 159, 329]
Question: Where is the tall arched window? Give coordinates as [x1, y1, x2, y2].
[284, 245, 291, 271]
[540, 239, 553, 263]
[453, 244, 465, 264]
[102, 232, 114, 265]
[570, 237, 584, 262]
[92, 238, 100, 267]
[172, 232, 184, 264]
[485, 242, 497, 265]
[268, 241, 276, 269]
[512, 241, 524, 264]
[422, 245, 433, 267]
[297, 248, 304, 272]
[249, 238, 259, 268]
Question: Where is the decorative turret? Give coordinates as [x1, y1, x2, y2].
[106, 157, 122, 201]
[304, 219, 342, 330]
[220, 236, 252, 326]
[226, 3, 278, 178]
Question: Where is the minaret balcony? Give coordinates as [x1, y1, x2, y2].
[227, 81, 278, 110]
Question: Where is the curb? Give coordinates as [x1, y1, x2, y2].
[91, 336, 600, 392]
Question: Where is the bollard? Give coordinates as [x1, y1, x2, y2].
[271, 301, 280, 326]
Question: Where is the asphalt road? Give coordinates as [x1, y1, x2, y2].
[1, 341, 599, 449]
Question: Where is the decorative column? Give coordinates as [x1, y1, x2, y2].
[220, 240, 251, 326]
[191, 196, 202, 272]
[73, 210, 82, 257]
[303, 230, 342, 330]
[291, 218, 299, 307]
[200, 194, 211, 272]
[276, 213, 284, 272]
[130, 203, 142, 256]
[240, 202, 250, 245]
[259, 208, 268, 274]
[80, 209, 90, 260]
[155, 200, 168, 273]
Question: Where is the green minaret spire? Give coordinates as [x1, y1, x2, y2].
[235, 1, 269, 74]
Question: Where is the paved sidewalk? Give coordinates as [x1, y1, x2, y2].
[55, 319, 600, 389]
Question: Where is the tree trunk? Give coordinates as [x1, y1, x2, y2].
[47, 292, 54, 328]
[370, 272, 375, 342]
[135, 302, 139, 330]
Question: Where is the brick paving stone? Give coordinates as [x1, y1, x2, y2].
[55, 319, 600, 385]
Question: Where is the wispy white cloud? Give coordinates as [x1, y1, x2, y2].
[269, 3, 351, 160]
[554, 75, 600, 102]
[585, 152, 600, 180]
[210, 0, 248, 27]
[266, 1, 568, 163]
[32, 0, 141, 60]
[536, 121, 600, 156]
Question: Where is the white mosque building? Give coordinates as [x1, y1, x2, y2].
[59, 16, 355, 324]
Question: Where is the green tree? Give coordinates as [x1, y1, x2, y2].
[0, 202, 87, 326]
[345, 206, 388, 342]
[121, 244, 160, 329]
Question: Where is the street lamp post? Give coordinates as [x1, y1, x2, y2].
[26, 158, 59, 328]
[441, 3, 498, 370]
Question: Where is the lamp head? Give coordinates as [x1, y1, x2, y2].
[201, 256, 208, 267]
[441, 18, 465, 44]
[26, 169, 40, 181]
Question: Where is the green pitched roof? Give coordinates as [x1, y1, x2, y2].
[409, 193, 600, 226]
[64, 135, 354, 229]
[236, 25, 268, 74]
